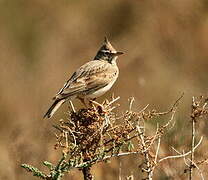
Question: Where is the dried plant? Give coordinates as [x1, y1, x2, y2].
[22, 96, 141, 180]
[21, 94, 208, 180]
[52, 96, 139, 180]
[132, 94, 208, 180]
[184, 96, 208, 180]
[128, 94, 185, 179]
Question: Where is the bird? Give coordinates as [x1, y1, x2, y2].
[43, 37, 123, 118]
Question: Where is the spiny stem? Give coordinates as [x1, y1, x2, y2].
[82, 166, 93, 180]
[189, 97, 196, 180]
[189, 117, 195, 180]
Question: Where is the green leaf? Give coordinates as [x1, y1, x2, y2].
[21, 164, 47, 179]
[43, 161, 54, 170]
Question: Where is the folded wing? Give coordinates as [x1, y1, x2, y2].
[53, 60, 117, 100]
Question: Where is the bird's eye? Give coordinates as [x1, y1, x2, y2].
[104, 51, 110, 55]
[101, 50, 111, 56]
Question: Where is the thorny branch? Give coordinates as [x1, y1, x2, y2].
[52, 96, 140, 179]
[188, 96, 208, 180]
[190, 97, 196, 180]
[134, 94, 184, 180]
[21, 93, 208, 180]
[158, 136, 203, 163]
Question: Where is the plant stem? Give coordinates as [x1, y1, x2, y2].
[189, 118, 195, 180]
[82, 166, 93, 180]
[136, 125, 153, 180]
[189, 97, 196, 180]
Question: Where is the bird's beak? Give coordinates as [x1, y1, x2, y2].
[114, 51, 124, 56]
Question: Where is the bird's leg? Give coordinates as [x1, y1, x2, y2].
[88, 98, 97, 110]
[89, 98, 107, 113]
[68, 100, 76, 113]
[89, 98, 96, 107]
[78, 97, 88, 108]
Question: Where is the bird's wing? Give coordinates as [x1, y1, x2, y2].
[54, 60, 117, 99]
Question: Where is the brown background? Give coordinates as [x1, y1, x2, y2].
[0, 0, 208, 179]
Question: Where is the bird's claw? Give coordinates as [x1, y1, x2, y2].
[89, 100, 107, 114]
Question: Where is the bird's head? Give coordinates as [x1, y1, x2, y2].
[94, 37, 123, 63]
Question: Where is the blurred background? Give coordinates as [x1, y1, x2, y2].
[1, 0, 208, 179]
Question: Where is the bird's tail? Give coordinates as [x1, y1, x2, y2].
[43, 99, 65, 119]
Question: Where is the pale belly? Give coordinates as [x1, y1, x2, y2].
[85, 79, 117, 99]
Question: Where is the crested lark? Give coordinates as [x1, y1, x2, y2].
[44, 37, 123, 118]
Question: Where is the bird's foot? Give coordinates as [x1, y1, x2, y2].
[89, 100, 107, 113]
[78, 97, 88, 108]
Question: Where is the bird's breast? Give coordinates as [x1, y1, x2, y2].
[85, 78, 117, 99]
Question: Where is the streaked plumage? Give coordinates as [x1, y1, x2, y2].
[44, 37, 123, 118]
